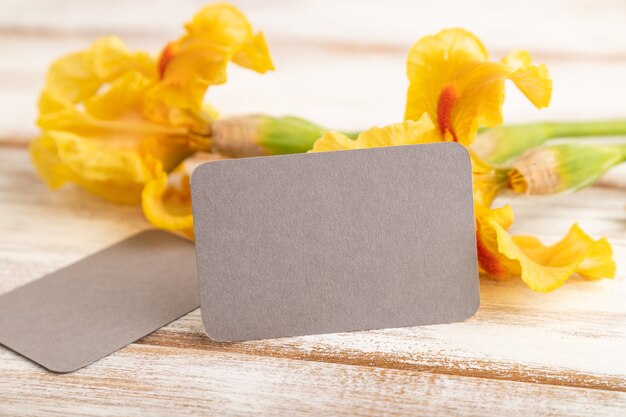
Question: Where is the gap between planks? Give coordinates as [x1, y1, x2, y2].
[2, 345, 624, 417]
[0, 137, 30, 148]
[133, 317, 626, 394]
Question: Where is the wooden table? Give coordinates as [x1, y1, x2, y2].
[1, 1, 625, 415]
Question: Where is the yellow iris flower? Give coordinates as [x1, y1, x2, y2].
[32, 36, 197, 205]
[152, 3, 274, 111]
[31, 4, 273, 236]
[405, 28, 551, 146]
[313, 28, 614, 291]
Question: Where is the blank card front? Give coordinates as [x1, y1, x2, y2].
[191, 143, 479, 342]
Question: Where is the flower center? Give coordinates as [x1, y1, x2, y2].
[436, 84, 459, 141]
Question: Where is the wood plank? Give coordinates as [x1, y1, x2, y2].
[1, 343, 625, 417]
[1, 146, 624, 392]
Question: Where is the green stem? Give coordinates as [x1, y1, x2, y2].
[473, 119, 626, 165]
[548, 120, 626, 139]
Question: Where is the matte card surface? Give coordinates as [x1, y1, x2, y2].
[191, 143, 479, 342]
[0, 230, 199, 373]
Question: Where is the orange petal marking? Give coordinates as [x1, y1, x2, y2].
[158, 42, 178, 79]
[436, 84, 459, 141]
[476, 230, 508, 279]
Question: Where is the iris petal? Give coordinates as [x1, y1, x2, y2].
[405, 28, 552, 145]
[311, 115, 438, 153]
[152, 3, 274, 111]
[476, 204, 615, 292]
[142, 161, 194, 238]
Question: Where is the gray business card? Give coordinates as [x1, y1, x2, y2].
[0, 230, 199, 373]
[191, 143, 479, 342]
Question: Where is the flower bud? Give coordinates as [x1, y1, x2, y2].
[211, 114, 355, 158]
[508, 144, 625, 195]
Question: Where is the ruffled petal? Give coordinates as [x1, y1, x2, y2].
[41, 36, 155, 108]
[83, 71, 152, 119]
[51, 131, 150, 183]
[311, 131, 362, 152]
[451, 62, 510, 140]
[141, 161, 194, 238]
[357, 115, 439, 146]
[513, 227, 616, 282]
[405, 29, 552, 146]
[405, 29, 488, 122]
[451, 53, 551, 144]
[495, 227, 574, 291]
[502, 50, 552, 108]
[30, 133, 149, 204]
[153, 3, 274, 111]
[233, 32, 274, 73]
[30, 134, 76, 189]
[476, 204, 615, 292]
[475, 204, 517, 279]
[38, 40, 156, 132]
[576, 237, 616, 280]
[311, 115, 439, 152]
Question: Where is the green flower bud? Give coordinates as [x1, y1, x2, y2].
[210, 114, 357, 158]
[507, 144, 626, 195]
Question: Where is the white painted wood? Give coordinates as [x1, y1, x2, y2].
[1, 0, 625, 414]
[1, 344, 625, 417]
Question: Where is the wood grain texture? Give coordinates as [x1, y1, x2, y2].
[2, 345, 625, 417]
[1, 0, 626, 415]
